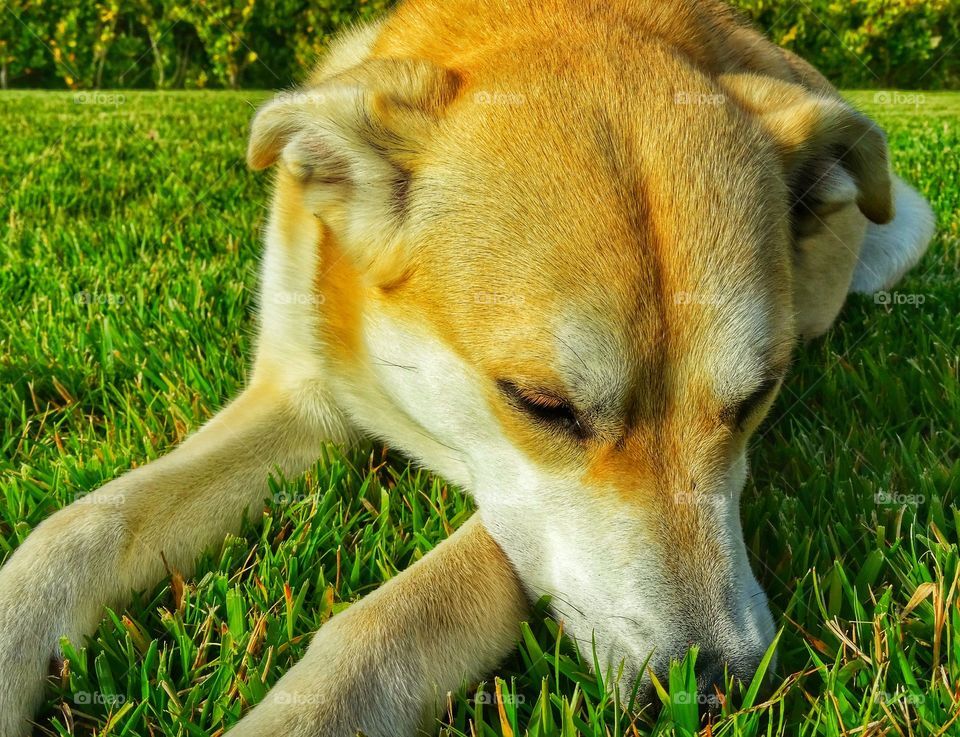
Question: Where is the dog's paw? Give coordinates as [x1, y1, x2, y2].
[0, 658, 46, 737]
[224, 606, 431, 737]
[0, 560, 63, 737]
[0, 503, 115, 737]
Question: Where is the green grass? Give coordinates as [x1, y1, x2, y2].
[0, 89, 958, 737]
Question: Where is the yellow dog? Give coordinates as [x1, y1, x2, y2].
[0, 1, 934, 734]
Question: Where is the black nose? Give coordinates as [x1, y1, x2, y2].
[694, 651, 728, 717]
[693, 651, 773, 720]
[637, 651, 774, 723]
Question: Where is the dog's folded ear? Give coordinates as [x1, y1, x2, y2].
[719, 73, 937, 339]
[247, 59, 461, 280]
[719, 73, 894, 229]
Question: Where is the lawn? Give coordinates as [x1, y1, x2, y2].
[0, 89, 957, 736]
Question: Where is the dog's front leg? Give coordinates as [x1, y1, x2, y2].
[226, 514, 528, 737]
[0, 381, 346, 737]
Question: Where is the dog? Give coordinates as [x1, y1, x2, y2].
[0, 0, 936, 734]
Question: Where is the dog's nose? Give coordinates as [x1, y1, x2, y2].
[693, 651, 773, 719]
[694, 651, 727, 717]
[638, 650, 773, 722]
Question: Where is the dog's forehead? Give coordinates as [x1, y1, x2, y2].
[404, 88, 794, 394]
[549, 287, 781, 409]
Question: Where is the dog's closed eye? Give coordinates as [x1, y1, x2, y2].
[497, 380, 587, 439]
[724, 377, 781, 430]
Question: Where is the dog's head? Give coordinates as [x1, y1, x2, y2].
[248, 48, 892, 700]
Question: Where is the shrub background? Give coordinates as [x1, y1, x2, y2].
[1, 0, 957, 90]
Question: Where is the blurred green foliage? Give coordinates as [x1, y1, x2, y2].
[0, 0, 957, 90]
[0, 0, 391, 90]
[734, 0, 960, 89]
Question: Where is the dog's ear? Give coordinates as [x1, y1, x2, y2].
[720, 73, 900, 338]
[720, 73, 894, 228]
[248, 59, 461, 281]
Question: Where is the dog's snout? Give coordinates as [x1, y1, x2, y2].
[694, 652, 728, 717]
[692, 651, 773, 719]
[695, 651, 726, 689]
[637, 649, 772, 722]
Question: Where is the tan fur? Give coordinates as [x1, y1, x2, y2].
[227, 517, 526, 736]
[0, 2, 935, 736]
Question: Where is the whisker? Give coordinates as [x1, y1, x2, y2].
[539, 589, 587, 617]
[371, 356, 419, 372]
